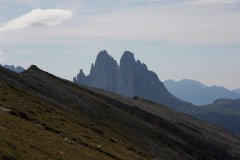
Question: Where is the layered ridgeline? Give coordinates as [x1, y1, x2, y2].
[193, 98, 240, 133]
[0, 64, 25, 73]
[164, 79, 240, 105]
[233, 88, 240, 94]
[73, 50, 240, 134]
[1, 65, 240, 159]
[74, 50, 194, 113]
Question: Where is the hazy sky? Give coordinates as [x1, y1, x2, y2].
[0, 0, 240, 89]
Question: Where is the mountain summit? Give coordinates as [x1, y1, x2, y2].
[74, 50, 194, 113]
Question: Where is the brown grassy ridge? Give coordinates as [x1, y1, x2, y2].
[0, 80, 154, 160]
[1, 65, 240, 160]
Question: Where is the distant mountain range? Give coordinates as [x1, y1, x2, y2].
[73, 50, 240, 134]
[233, 88, 240, 94]
[73, 50, 194, 113]
[0, 64, 25, 73]
[164, 79, 240, 105]
[193, 98, 240, 133]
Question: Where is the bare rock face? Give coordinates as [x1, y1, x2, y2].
[117, 51, 139, 96]
[90, 50, 119, 92]
[73, 69, 90, 87]
[74, 50, 195, 113]
[74, 50, 119, 92]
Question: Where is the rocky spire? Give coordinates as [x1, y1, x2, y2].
[79, 69, 85, 77]
[79, 50, 119, 92]
[73, 69, 88, 84]
[73, 50, 194, 113]
[92, 50, 118, 74]
[120, 51, 136, 70]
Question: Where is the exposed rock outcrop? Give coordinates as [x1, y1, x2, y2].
[74, 50, 195, 113]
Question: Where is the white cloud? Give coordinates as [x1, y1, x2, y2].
[0, 2, 240, 45]
[0, 50, 5, 63]
[0, 8, 73, 32]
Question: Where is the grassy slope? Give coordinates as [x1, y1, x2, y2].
[1, 66, 240, 160]
[0, 70, 159, 160]
[0, 67, 187, 160]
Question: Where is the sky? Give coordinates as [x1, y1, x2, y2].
[0, 0, 240, 89]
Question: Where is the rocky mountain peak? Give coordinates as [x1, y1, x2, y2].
[79, 69, 85, 76]
[121, 51, 135, 60]
[73, 68, 89, 85]
[120, 51, 136, 69]
[95, 50, 109, 62]
[95, 50, 115, 65]
[93, 50, 118, 73]
[74, 50, 195, 113]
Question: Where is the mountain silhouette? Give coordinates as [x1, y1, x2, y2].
[193, 98, 240, 133]
[74, 50, 195, 113]
[233, 88, 240, 94]
[0, 64, 25, 73]
[164, 79, 240, 105]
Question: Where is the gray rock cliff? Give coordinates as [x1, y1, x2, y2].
[74, 50, 195, 113]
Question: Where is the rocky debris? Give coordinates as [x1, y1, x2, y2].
[64, 137, 73, 144]
[57, 151, 64, 155]
[110, 138, 117, 143]
[59, 133, 64, 137]
[34, 121, 44, 128]
[0, 106, 12, 113]
[96, 145, 102, 150]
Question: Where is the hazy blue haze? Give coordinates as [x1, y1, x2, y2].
[164, 79, 240, 105]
